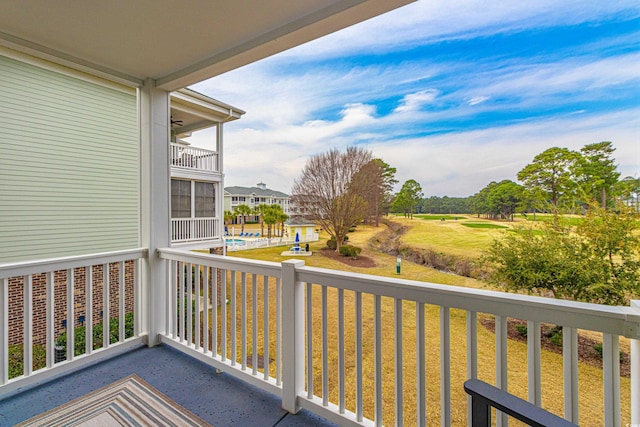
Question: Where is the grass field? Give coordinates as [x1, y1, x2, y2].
[413, 214, 468, 221]
[395, 216, 514, 258]
[519, 213, 585, 227]
[460, 222, 508, 229]
[222, 219, 631, 426]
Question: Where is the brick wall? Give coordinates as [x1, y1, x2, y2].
[9, 252, 224, 347]
[7, 261, 135, 346]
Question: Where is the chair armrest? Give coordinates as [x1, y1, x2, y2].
[464, 379, 578, 427]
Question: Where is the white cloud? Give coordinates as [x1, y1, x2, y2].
[370, 109, 639, 196]
[395, 90, 439, 113]
[467, 96, 489, 106]
[275, 0, 640, 62]
[186, 0, 639, 197]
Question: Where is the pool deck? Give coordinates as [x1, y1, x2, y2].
[0, 344, 338, 427]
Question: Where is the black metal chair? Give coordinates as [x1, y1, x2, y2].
[464, 379, 579, 427]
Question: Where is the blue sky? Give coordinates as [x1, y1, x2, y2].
[191, 0, 640, 197]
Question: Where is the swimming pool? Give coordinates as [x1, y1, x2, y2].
[225, 238, 246, 245]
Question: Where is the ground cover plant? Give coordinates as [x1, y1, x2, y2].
[8, 313, 135, 379]
[226, 219, 632, 426]
[413, 214, 466, 221]
[521, 213, 585, 227]
[460, 222, 508, 229]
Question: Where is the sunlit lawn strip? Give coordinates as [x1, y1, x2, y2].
[461, 222, 508, 229]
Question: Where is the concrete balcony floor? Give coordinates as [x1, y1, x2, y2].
[0, 345, 338, 427]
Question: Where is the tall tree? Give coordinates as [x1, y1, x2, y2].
[470, 181, 497, 219]
[574, 141, 620, 208]
[618, 176, 640, 212]
[486, 180, 524, 221]
[233, 204, 252, 233]
[291, 147, 373, 251]
[393, 179, 423, 219]
[257, 204, 276, 238]
[224, 210, 236, 227]
[517, 147, 580, 223]
[257, 204, 288, 238]
[350, 158, 397, 226]
[254, 204, 266, 236]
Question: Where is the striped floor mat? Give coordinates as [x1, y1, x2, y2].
[16, 374, 212, 426]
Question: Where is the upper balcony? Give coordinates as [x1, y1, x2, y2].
[170, 143, 219, 174]
[0, 248, 638, 426]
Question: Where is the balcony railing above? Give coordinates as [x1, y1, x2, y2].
[172, 217, 220, 243]
[170, 143, 219, 173]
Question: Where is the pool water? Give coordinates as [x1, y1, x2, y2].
[225, 238, 246, 245]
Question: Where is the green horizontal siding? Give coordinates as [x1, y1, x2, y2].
[0, 55, 139, 263]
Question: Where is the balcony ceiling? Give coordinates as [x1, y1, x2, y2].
[0, 0, 413, 91]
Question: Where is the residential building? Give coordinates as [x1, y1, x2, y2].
[224, 182, 291, 222]
[0, 2, 637, 426]
[169, 89, 244, 248]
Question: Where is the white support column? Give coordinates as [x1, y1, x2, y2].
[216, 123, 224, 244]
[630, 300, 640, 425]
[140, 79, 170, 347]
[281, 259, 305, 414]
[216, 123, 223, 172]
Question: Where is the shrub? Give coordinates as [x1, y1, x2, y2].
[515, 324, 527, 338]
[593, 343, 603, 357]
[327, 238, 337, 250]
[9, 344, 46, 379]
[339, 245, 362, 259]
[56, 312, 135, 357]
[592, 343, 624, 361]
[547, 325, 563, 347]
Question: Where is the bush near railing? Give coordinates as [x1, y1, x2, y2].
[9, 344, 47, 379]
[55, 313, 134, 358]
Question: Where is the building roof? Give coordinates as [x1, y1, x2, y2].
[0, 0, 413, 90]
[284, 217, 317, 227]
[171, 89, 245, 137]
[225, 185, 289, 198]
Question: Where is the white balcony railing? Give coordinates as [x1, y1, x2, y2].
[172, 217, 219, 243]
[1, 247, 638, 425]
[170, 143, 218, 173]
[157, 248, 640, 427]
[0, 248, 147, 397]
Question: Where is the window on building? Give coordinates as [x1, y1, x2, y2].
[171, 179, 191, 218]
[195, 182, 215, 217]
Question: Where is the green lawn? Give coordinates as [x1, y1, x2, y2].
[414, 214, 468, 221]
[520, 213, 585, 226]
[395, 216, 514, 258]
[460, 222, 508, 229]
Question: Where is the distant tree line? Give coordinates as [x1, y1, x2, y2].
[389, 141, 639, 220]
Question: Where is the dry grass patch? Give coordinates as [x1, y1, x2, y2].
[220, 221, 631, 426]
